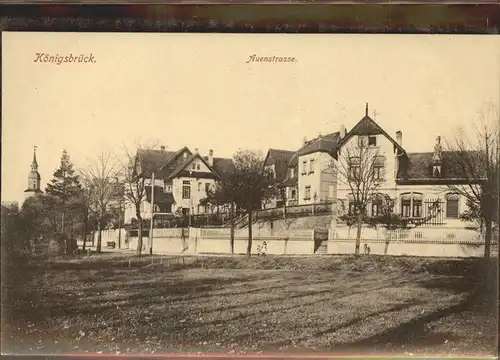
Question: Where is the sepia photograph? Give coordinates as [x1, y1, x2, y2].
[1, 31, 499, 358]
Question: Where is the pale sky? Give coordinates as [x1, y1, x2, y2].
[2, 32, 499, 204]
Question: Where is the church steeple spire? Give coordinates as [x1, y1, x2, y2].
[25, 146, 42, 200]
[31, 146, 38, 172]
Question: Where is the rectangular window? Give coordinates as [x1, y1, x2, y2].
[205, 183, 210, 193]
[401, 199, 411, 217]
[182, 180, 191, 199]
[358, 136, 368, 148]
[349, 201, 357, 215]
[328, 185, 335, 198]
[309, 159, 315, 174]
[304, 186, 311, 200]
[265, 167, 274, 180]
[413, 198, 422, 217]
[368, 135, 377, 146]
[446, 199, 459, 218]
[349, 166, 360, 180]
[373, 166, 382, 180]
[198, 182, 202, 191]
[196, 164, 201, 170]
[371, 200, 382, 216]
[290, 189, 297, 199]
[164, 184, 172, 193]
[191, 164, 196, 170]
[302, 161, 307, 175]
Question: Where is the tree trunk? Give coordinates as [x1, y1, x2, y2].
[61, 211, 65, 235]
[355, 212, 363, 255]
[82, 217, 87, 252]
[96, 218, 102, 253]
[230, 203, 235, 254]
[484, 218, 492, 258]
[137, 213, 143, 257]
[246, 211, 253, 256]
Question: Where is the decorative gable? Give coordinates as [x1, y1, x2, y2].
[167, 153, 220, 181]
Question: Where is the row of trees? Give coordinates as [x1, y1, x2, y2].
[3, 145, 276, 258]
[9, 151, 123, 255]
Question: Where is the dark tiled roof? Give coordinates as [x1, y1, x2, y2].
[281, 177, 298, 187]
[398, 151, 485, 180]
[210, 157, 235, 177]
[278, 133, 340, 188]
[167, 153, 233, 180]
[24, 189, 43, 194]
[298, 132, 341, 157]
[157, 147, 192, 178]
[145, 186, 175, 210]
[137, 149, 177, 177]
[168, 153, 205, 179]
[264, 149, 295, 182]
[288, 132, 340, 167]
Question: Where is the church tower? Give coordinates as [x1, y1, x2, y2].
[24, 146, 42, 200]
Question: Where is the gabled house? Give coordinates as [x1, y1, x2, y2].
[268, 104, 483, 228]
[262, 149, 295, 207]
[266, 132, 341, 207]
[124, 146, 233, 224]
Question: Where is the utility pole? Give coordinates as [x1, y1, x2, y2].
[149, 172, 155, 256]
[118, 201, 122, 249]
[115, 177, 122, 249]
[189, 170, 193, 228]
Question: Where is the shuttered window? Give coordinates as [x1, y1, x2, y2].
[446, 197, 459, 218]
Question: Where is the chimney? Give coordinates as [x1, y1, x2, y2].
[160, 145, 165, 151]
[194, 148, 199, 154]
[365, 103, 369, 117]
[396, 131, 402, 146]
[339, 124, 346, 139]
[207, 149, 214, 166]
[302, 136, 307, 146]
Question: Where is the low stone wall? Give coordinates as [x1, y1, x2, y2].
[125, 226, 485, 258]
[327, 239, 484, 257]
[198, 229, 315, 255]
[327, 226, 485, 257]
[91, 229, 128, 249]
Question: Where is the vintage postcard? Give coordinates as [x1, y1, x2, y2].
[1, 31, 499, 358]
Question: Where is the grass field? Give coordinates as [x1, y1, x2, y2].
[1, 253, 497, 357]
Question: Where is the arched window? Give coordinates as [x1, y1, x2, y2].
[371, 193, 388, 216]
[445, 193, 459, 218]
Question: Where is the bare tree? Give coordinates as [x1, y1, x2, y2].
[117, 143, 158, 257]
[80, 152, 120, 253]
[78, 182, 95, 252]
[332, 143, 384, 255]
[208, 149, 277, 256]
[446, 101, 499, 258]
